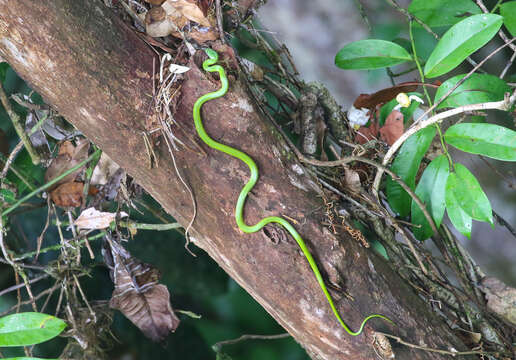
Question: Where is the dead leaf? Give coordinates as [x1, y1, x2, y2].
[90, 153, 121, 186]
[354, 120, 379, 145]
[74, 207, 128, 230]
[343, 167, 361, 192]
[45, 139, 90, 190]
[353, 82, 419, 110]
[105, 239, 180, 342]
[50, 182, 97, 208]
[172, 0, 211, 27]
[189, 27, 218, 43]
[373, 333, 395, 359]
[379, 110, 404, 146]
[50, 182, 84, 208]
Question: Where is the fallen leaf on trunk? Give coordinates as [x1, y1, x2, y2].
[104, 239, 180, 342]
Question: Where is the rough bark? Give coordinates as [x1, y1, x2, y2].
[0, 1, 473, 359]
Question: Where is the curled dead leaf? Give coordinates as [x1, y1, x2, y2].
[172, 0, 211, 27]
[379, 110, 404, 146]
[104, 239, 180, 342]
[353, 82, 419, 110]
[343, 167, 361, 193]
[50, 182, 97, 208]
[45, 139, 90, 190]
[74, 207, 128, 230]
[145, 0, 215, 43]
[50, 182, 83, 208]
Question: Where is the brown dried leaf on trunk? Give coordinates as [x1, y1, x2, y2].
[45, 139, 89, 190]
[104, 239, 180, 342]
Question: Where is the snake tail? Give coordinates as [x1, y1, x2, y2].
[192, 48, 394, 336]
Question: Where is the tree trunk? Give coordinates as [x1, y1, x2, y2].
[0, 1, 474, 358]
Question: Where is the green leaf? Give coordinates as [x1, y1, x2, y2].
[0, 189, 16, 205]
[0, 312, 67, 347]
[445, 173, 473, 238]
[435, 73, 510, 109]
[386, 126, 436, 217]
[0, 62, 9, 83]
[335, 39, 412, 70]
[449, 163, 493, 223]
[500, 1, 516, 37]
[408, 0, 481, 28]
[379, 92, 423, 126]
[411, 155, 450, 240]
[445, 123, 516, 161]
[424, 14, 503, 78]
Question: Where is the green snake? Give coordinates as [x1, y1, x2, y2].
[193, 48, 392, 336]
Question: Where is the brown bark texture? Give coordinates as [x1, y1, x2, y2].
[0, 1, 474, 359]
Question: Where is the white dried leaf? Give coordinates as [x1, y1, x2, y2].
[168, 64, 190, 74]
[74, 207, 128, 230]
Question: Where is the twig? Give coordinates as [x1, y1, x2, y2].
[493, 210, 516, 240]
[299, 155, 439, 236]
[500, 50, 516, 79]
[0, 273, 49, 297]
[0, 83, 40, 164]
[376, 332, 509, 357]
[14, 231, 105, 261]
[212, 333, 290, 352]
[215, 0, 226, 44]
[0, 281, 60, 317]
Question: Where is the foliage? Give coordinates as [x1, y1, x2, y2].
[336, 1, 515, 240]
[0, 312, 65, 360]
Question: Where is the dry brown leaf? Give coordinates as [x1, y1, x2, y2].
[379, 110, 404, 146]
[189, 27, 218, 43]
[45, 139, 90, 190]
[50, 181, 97, 208]
[50, 182, 84, 208]
[105, 240, 180, 342]
[354, 120, 379, 145]
[343, 167, 361, 193]
[171, 0, 211, 27]
[353, 82, 419, 110]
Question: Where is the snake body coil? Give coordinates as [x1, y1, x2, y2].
[193, 48, 392, 336]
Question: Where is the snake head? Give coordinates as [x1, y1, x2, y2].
[204, 48, 218, 61]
